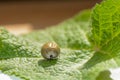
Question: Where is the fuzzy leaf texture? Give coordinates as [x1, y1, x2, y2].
[0, 0, 120, 80]
[0, 10, 92, 80]
[83, 0, 120, 79]
[91, 0, 120, 56]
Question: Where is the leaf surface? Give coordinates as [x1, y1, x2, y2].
[1, 0, 120, 79]
[0, 10, 93, 80]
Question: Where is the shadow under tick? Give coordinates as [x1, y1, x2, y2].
[38, 59, 58, 67]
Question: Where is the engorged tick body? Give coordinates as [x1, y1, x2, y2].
[41, 42, 60, 59]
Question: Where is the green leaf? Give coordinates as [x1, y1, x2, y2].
[91, 0, 120, 56]
[83, 0, 120, 79]
[1, 0, 120, 79]
[0, 10, 93, 80]
[0, 28, 40, 59]
[22, 10, 91, 50]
